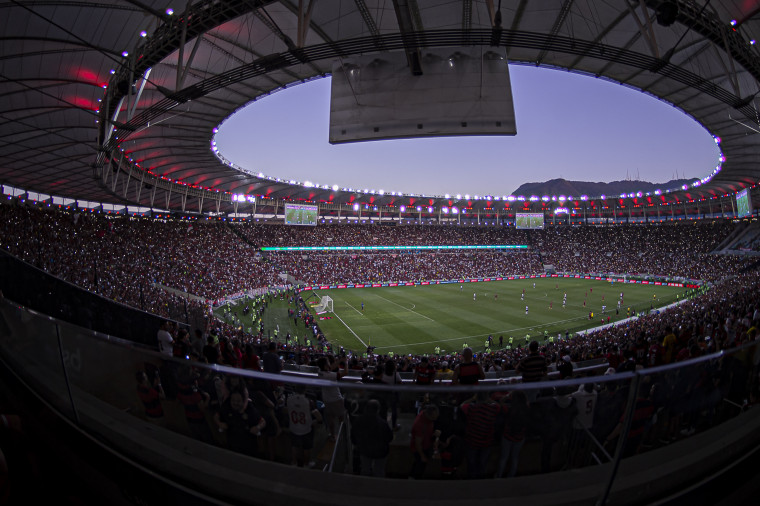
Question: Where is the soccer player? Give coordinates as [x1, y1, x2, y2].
[361, 302, 364, 311]
[525, 305, 529, 315]
[473, 293, 476, 301]
[521, 293, 524, 301]
[549, 301, 553, 309]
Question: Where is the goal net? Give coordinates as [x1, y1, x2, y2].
[314, 295, 333, 314]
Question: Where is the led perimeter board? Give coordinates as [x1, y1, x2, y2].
[515, 213, 545, 229]
[284, 203, 318, 226]
[736, 189, 753, 218]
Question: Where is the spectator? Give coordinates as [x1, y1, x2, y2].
[317, 356, 346, 441]
[495, 390, 530, 478]
[452, 347, 485, 385]
[157, 321, 174, 356]
[409, 404, 440, 479]
[215, 390, 266, 457]
[460, 391, 503, 478]
[286, 384, 321, 468]
[351, 399, 394, 477]
[135, 369, 165, 424]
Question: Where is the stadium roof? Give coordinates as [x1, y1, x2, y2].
[2, 0, 760, 214]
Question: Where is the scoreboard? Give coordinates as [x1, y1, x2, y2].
[284, 203, 318, 226]
[515, 212, 545, 229]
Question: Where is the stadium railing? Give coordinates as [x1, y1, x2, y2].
[0, 296, 759, 505]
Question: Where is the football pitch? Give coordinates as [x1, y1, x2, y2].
[307, 278, 685, 355]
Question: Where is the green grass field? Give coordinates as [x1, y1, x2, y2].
[307, 278, 685, 355]
[213, 278, 687, 356]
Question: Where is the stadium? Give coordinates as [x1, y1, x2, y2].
[1, 1, 760, 505]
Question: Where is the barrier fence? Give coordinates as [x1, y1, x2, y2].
[1, 296, 758, 504]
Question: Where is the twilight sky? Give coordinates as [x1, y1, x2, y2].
[215, 64, 719, 197]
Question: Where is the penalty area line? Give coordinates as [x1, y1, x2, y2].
[332, 311, 368, 349]
[345, 301, 364, 316]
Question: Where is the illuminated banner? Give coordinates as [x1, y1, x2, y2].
[260, 244, 528, 252]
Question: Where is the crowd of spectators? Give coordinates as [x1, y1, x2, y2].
[3, 201, 759, 478]
[535, 221, 738, 281]
[238, 222, 533, 248]
[141, 267, 759, 477]
[0, 204, 281, 321]
[268, 251, 542, 285]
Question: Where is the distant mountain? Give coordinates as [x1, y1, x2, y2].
[510, 178, 697, 198]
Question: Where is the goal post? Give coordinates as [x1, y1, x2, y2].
[314, 295, 333, 314]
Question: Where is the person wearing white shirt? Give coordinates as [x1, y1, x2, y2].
[157, 321, 174, 356]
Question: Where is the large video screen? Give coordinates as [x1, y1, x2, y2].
[515, 212, 545, 229]
[284, 203, 318, 226]
[736, 188, 753, 218]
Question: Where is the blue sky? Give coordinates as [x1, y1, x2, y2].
[215, 65, 719, 196]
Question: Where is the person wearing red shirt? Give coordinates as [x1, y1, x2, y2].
[413, 356, 436, 385]
[409, 404, 439, 479]
[136, 370, 165, 424]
